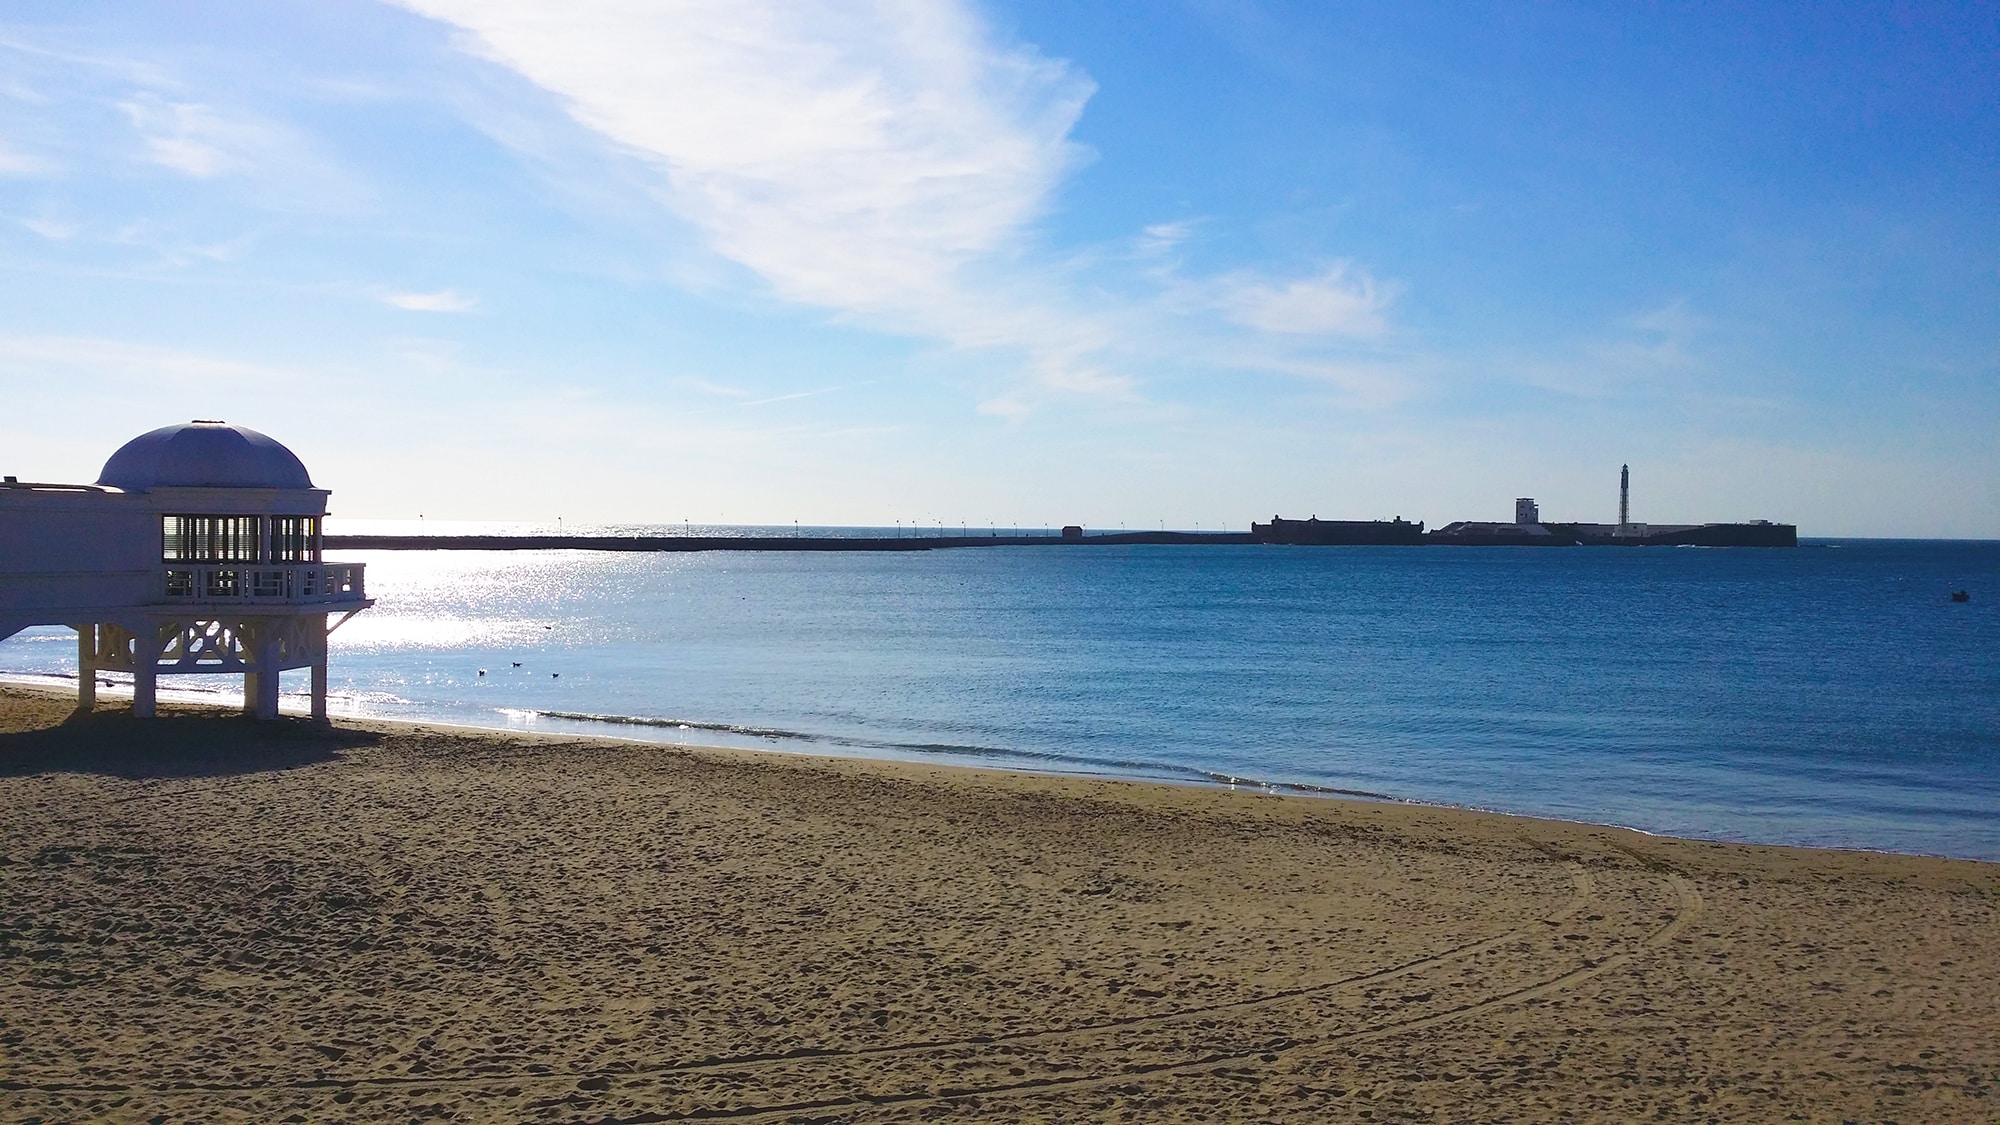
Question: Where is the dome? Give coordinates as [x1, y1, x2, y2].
[97, 421, 315, 491]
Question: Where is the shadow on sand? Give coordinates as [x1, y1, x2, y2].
[0, 707, 381, 780]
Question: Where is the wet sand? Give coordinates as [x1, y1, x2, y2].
[2, 681, 1996, 1123]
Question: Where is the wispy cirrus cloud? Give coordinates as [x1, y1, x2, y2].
[393, 0, 1174, 406]
[1507, 299, 1712, 399]
[0, 137, 53, 177]
[108, 89, 367, 212]
[398, 0, 1091, 312]
[1215, 262, 1394, 339]
[396, 0, 1407, 411]
[119, 93, 271, 178]
[18, 216, 74, 239]
[1135, 219, 1198, 258]
[383, 289, 478, 313]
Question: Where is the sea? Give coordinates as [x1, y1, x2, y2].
[4, 524, 1996, 862]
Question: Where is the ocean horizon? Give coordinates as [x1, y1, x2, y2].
[5, 526, 1995, 861]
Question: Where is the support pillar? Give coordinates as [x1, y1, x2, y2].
[310, 614, 329, 722]
[241, 620, 261, 717]
[75, 625, 96, 713]
[257, 661, 281, 719]
[132, 623, 159, 719]
[310, 660, 328, 722]
[254, 628, 281, 720]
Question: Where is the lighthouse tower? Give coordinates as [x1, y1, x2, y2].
[0, 421, 371, 720]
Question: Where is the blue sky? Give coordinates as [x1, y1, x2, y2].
[1, 1, 1994, 535]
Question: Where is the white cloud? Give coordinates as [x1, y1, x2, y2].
[114, 93, 357, 209]
[398, 0, 1091, 314]
[1216, 262, 1393, 338]
[0, 138, 52, 177]
[0, 331, 289, 381]
[397, 1, 1407, 411]
[738, 383, 856, 408]
[395, 0, 1167, 409]
[19, 216, 75, 240]
[1136, 220, 1196, 256]
[384, 289, 478, 313]
[1508, 300, 1709, 398]
[119, 93, 264, 177]
[1622, 299, 1707, 337]
[1242, 356, 1420, 409]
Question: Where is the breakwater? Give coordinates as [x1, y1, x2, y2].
[323, 531, 1260, 552]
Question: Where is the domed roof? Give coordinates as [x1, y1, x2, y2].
[97, 421, 315, 491]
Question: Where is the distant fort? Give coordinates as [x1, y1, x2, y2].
[325, 466, 1796, 552]
[1418, 464, 1796, 546]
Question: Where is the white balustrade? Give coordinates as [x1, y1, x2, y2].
[158, 562, 366, 605]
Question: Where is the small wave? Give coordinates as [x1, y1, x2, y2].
[519, 708, 1403, 802]
[533, 710, 822, 742]
[0, 678, 1411, 806]
[528, 709, 1166, 772]
[1202, 772, 1402, 802]
[0, 670, 80, 684]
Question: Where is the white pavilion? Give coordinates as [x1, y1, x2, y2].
[0, 421, 371, 720]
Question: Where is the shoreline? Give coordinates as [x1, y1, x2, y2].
[3, 672, 1987, 865]
[3, 681, 1997, 1121]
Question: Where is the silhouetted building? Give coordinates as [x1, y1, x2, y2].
[0, 421, 372, 720]
[1251, 516, 1425, 545]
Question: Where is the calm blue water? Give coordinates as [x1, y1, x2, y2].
[5, 533, 1996, 860]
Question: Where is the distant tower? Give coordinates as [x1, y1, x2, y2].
[1619, 464, 1630, 526]
[1514, 497, 1539, 525]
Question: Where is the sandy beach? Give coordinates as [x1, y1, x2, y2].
[1, 682, 1995, 1123]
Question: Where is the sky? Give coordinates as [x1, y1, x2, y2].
[0, 1, 1994, 536]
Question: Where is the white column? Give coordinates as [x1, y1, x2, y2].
[132, 624, 159, 719]
[75, 625, 96, 713]
[240, 622, 260, 716]
[257, 665, 281, 719]
[310, 615, 329, 722]
[255, 627, 281, 720]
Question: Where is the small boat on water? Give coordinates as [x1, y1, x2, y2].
[1950, 590, 1971, 603]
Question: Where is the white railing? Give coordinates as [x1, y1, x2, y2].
[158, 562, 367, 606]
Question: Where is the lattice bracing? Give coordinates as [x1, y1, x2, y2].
[73, 612, 334, 721]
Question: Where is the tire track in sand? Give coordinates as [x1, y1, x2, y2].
[561, 867, 1703, 1124]
[4, 864, 1596, 1099]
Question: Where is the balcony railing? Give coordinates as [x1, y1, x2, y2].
[159, 562, 367, 606]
